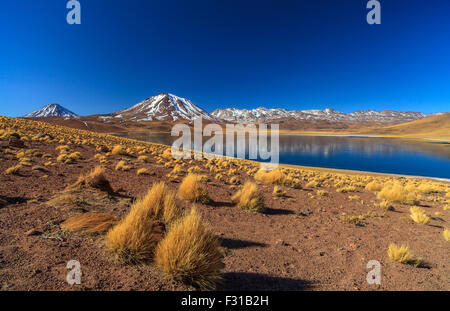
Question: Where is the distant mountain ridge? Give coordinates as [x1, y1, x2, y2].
[211, 107, 442, 123]
[23, 94, 443, 124]
[111, 93, 214, 122]
[24, 104, 78, 118]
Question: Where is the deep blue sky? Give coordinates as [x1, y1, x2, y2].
[1, 0, 449, 116]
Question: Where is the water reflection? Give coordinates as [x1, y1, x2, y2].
[112, 132, 450, 178]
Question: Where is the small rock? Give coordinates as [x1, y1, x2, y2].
[297, 208, 312, 216]
[25, 229, 42, 236]
[96, 145, 110, 153]
[276, 239, 289, 246]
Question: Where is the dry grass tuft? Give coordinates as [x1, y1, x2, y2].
[365, 181, 383, 192]
[178, 174, 210, 203]
[254, 169, 285, 184]
[105, 182, 182, 263]
[61, 213, 119, 234]
[115, 160, 131, 171]
[67, 151, 83, 160]
[105, 198, 165, 264]
[388, 243, 413, 264]
[137, 168, 152, 175]
[232, 182, 265, 213]
[142, 182, 183, 226]
[154, 208, 224, 289]
[377, 184, 418, 205]
[273, 185, 286, 197]
[409, 206, 430, 224]
[316, 190, 329, 197]
[375, 200, 394, 212]
[5, 164, 21, 175]
[111, 145, 127, 156]
[137, 155, 148, 162]
[443, 228, 450, 241]
[68, 166, 114, 193]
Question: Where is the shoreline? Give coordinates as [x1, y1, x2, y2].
[278, 163, 450, 183]
[108, 133, 450, 183]
[112, 130, 450, 143]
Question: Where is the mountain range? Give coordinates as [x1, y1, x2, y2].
[23, 93, 443, 124]
[24, 104, 78, 118]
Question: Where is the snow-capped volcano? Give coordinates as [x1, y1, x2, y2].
[113, 93, 215, 121]
[211, 107, 442, 123]
[24, 104, 78, 118]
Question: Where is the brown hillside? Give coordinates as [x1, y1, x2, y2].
[363, 113, 450, 140]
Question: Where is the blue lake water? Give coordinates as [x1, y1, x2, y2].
[113, 132, 450, 179]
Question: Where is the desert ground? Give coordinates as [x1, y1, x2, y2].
[0, 116, 449, 291]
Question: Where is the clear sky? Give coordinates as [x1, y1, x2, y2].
[1, 0, 449, 117]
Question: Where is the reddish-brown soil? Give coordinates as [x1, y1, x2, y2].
[0, 139, 449, 291]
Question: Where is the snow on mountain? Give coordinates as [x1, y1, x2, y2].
[211, 107, 442, 123]
[24, 104, 78, 118]
[113, 93, 215, 122]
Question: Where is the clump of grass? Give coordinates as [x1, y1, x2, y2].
[254, 169, 285, 184]
[154, 208, 224, 289]
[142, 182, 183, 226]
[171, 165, 185, 176]
[137, 168, 153, 175]
[111, 145, 127, 156]
[409, 206, 430, 224]
[178, 174, 210, 203]
[417, 184, 438, 194]
[341, 215, 365, 226]
[365, 181, 383, 192]
[232, 182, 265, 213]
[56, 145, 70, 153]
[61, 213, 119, 234]
[375, 200, 394, 212]
[137, 155, 148, 163]
[115, 160, 131, 171]
[305, 180, 319, 188]
[316, 190, 329, 197]
[229, 176, 240, 185]
[348, 195, 361, 202]
[273, 185, 286, 197]
[336, 186, 357, 193]
[68, 166, 114, 193]
[378, 184, 418, 205]
[67, 151, 83, 160]
[5, 164, 21, 175]
[105, 199, 165, 264]
[443, 228, 450, 241]
[388, 243, 413, 264]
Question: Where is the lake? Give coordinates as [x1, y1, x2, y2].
[112, 132, 450, 179]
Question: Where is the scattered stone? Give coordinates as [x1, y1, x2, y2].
[317, 251, 326, 257]
[276, 239, 289, 246]
[297, 208, 312, 217]
[96, 145, 109, 153]
[25, 229, 43, 236]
